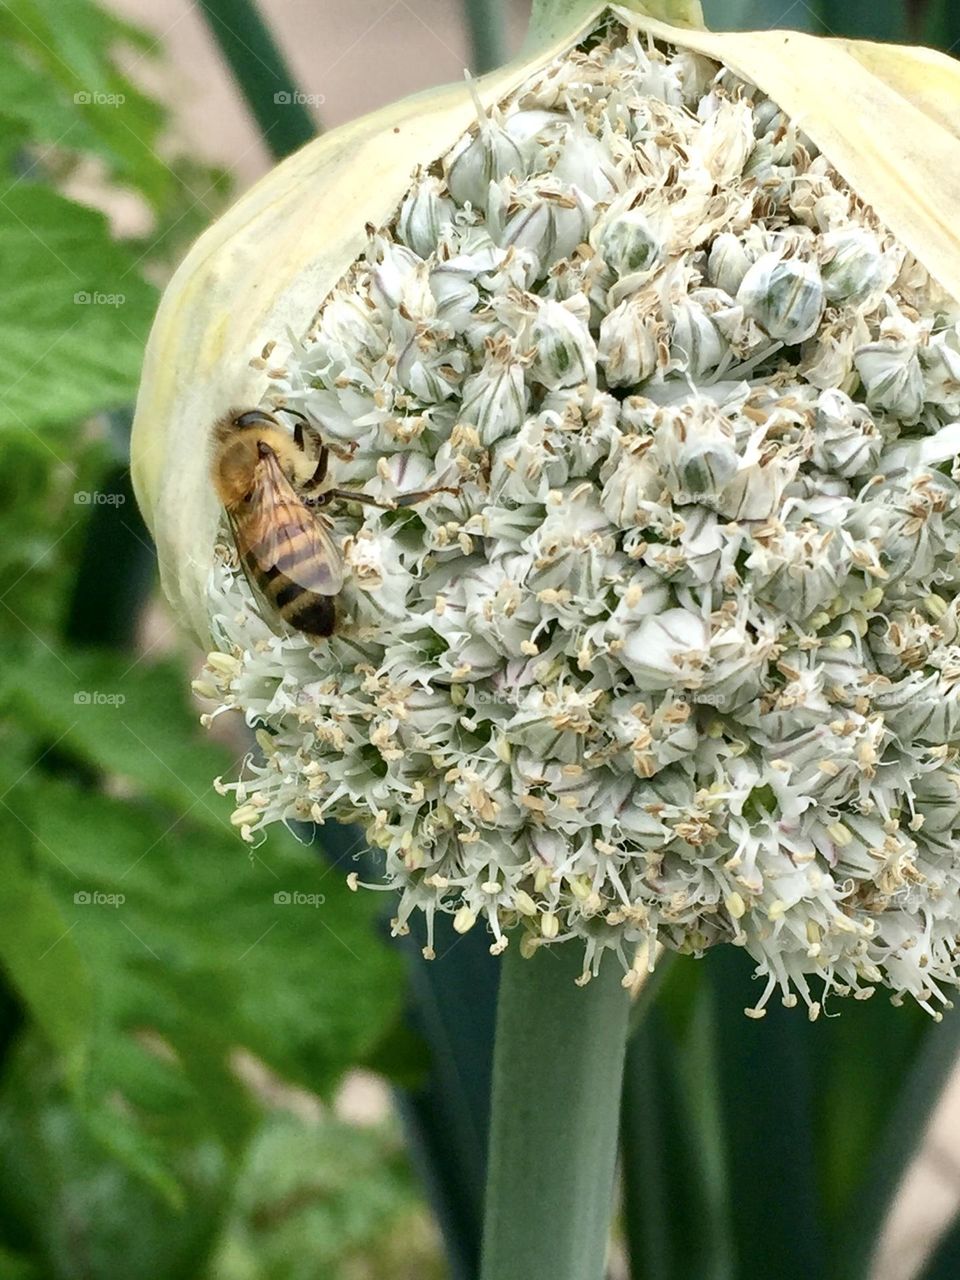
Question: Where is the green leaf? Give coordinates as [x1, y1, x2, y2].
[701, 0, 913, 33]
[4, 652, 232, 832]
[920, 1209, 960, 1278]
[26, 775, 404, 1101]
[922, 0, 960, 48]
[395, 913, 500, 1280]
[0, 644, 406, 1197]
[706, 946, 826, 1279]
[0, 1036, 229, 1278]
[701, 0, 818, 29]
[462, 0, 507, 72]
[0, 186, 157, 433]
[209, 1112, 441, 1280]
[814, 991, 926, 1227]
[0, 0, 173, 208]
[197, 0, 317, 161]
[842, 1008, 960, 1280]
[0, 1244, 41, 1280]
[0, 807, 92, 1085]
[621, 958, 733, 1280]
[0, 430, 111, 636]
[808, 0, 910, 38]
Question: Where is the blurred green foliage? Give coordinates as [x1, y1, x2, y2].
[0, 2, 423, 1276]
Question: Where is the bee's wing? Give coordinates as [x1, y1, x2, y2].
[226, 506, 292, 639]
[234, 450, 345, 595]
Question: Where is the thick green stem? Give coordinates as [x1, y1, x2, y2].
[480, 941, 631, 1280]
[462, 0, 507, 72]
[198, 0, 317, 160]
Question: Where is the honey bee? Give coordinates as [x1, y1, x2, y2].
[212, 407, 454, 640]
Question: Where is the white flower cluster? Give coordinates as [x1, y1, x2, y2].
[200, 8, 960, 1015]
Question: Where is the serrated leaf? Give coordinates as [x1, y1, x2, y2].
[0, 185, 156, 433]
[5, 651, 232, 831]
[0, 0, 173, 208]
[1, 641, 405, 1196]
[25, 775, 405, 1100]
[0, 807, 92, 1085]
[0, 1037, 228, 1278]
[0, 1244, 40, 1280]
[210, 1112, 444, 1280]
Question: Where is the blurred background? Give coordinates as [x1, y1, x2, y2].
[1, 1, 959, 1278]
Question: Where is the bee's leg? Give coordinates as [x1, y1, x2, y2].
[301, 444, 329, 493]
[316, 488, 398, 510]
[292, 417, 324, 459]
[282, 406, 317, 452]
[395, 485, 461, 507]
[310, 484, 460, 510]
[327, 440, 359, 463]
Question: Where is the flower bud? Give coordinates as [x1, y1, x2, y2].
[459, 348, 528, 444]
[445, 99, 526, 208]
[529, 298, 597, 390]
[669, 295, 727, 377]
[620, 608, 709, 690]
[737, 252, 824, 344]
[707, 232, 751, 296]
[398, 175, 457, 258]
[812, 389, 881, 477]
[501, 182, 594, 278]
[599, 209, 662, 276]
[854, 329, 925, 423]
[598, 296, 660, 386]
[820, 229, 889, 308]
[429, 266, 480, 331]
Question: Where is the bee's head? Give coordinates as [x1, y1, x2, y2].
[212, 407, 321, 500]
[213, 434, 260, 506]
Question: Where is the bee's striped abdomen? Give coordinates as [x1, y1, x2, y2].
[287, 591, 337, 637]
[245, 556, 337, 638]
[243, 506, 338, 639]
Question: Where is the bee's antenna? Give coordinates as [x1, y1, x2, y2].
[278, 405, 310, 425]
[234, 409, 280, 431]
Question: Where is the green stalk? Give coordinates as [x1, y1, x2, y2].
[480, 941, 630, 1280]
[198, 0, 317, 160]
[462, 0, 507, 72]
